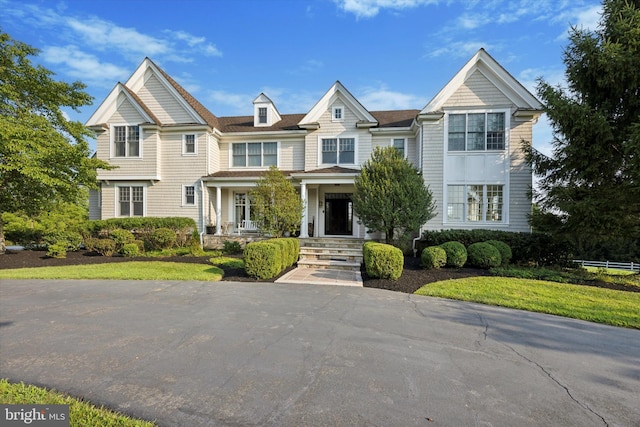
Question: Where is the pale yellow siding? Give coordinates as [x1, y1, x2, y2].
[137, 73, 195, 124]
[444, 70, 511, 108]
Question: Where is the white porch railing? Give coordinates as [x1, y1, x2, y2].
[573, 259, 640, 273]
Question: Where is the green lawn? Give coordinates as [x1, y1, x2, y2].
[415, 276, 640, 329]
[0, 261, 223, 281]
[0, 379, 156, 426]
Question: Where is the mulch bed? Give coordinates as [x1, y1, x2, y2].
[0, 249, 636, 294]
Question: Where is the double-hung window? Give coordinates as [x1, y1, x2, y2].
[447, 112, 505, 151]
[113, 125, 140, 157]
[392, 138, 405, 157]
[258, 107, 267, 124]
[322, 137, 355, 164]
[184, 185, 195, 206]
[183, 134, 196, 155]
[232, 142, 277, 167]
[447, 184, 503, 222]
[118, 186, 144, 217]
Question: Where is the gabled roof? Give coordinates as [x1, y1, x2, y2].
[299, 81, 378, 127]
[86, 58, 220, 129]
[85, 82, 157, 127]
[420, 48, 542, 114]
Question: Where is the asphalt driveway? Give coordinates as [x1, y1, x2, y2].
[1, 279, 638, 426]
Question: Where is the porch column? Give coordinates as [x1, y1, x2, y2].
[300, 182, 308, 238]
[215, 186, 222, 235]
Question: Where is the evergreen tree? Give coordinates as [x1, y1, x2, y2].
[524, 0, 640, 244]
[0, 31, 112, 252]
[352, 146, 436, 246]
[249, 166, 303, 237]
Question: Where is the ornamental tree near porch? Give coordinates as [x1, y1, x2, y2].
[352, 146, 436, 246]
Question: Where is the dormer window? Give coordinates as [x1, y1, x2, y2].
[258, 107, 267, 124]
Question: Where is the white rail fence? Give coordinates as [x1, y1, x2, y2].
[573, 259, 640, 273]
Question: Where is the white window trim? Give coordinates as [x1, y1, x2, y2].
[390, 137, 408, 159]
[230, 141, 280, 169]
[444, 109, 510, 153]
[443, 183, 509, 225]
[332, 106, 344, 122]
[182, 134, 198, 156]
[110, 124, 142, 159]
[182, 184, 197, 207]
[317, 134, 358, 167]
[114, 183, 147, 217]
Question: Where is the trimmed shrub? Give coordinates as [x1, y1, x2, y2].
[267, 239, 288, 271]
[43, 230, 83, 252]
[46, 243, 67, 259]
[363, 241, 404, 280]
[121, 243, 140, 257]
[110, 229, 135, 250]
[421, 246, 446, 270]
[94, 239, 116, 257]
[485, 240, 512, 266]
[148, 228, 177, 250]
[439, 241, 467, 268]
[467, 242, 502, 269]
[244, 241, 282, 279]
[223, 240, 242, 254]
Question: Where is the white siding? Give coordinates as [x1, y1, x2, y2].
[421, 120, 445, 230]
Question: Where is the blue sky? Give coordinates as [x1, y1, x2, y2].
[1, 0, 602, 155]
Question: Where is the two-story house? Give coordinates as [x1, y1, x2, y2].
[86, 49, 542, 244]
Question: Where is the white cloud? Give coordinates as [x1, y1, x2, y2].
[553, 4, 602, 40]
[357, 84, 423, 110]
[428, 40, 493, 59]
[208, 90, 252, 115]
[167, 30, 223, 57]
[41, 45, 130, 86]
[334, 0, 439, 19]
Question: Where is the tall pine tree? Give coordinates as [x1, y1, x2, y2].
[525, 0, 640, 247]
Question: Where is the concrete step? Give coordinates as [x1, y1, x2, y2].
[297, 259, 362, 271]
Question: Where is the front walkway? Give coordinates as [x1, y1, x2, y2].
[276, 267, 362, 286]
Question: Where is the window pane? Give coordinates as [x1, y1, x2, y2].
[447, 185, 464, 221]
[322, 139, 337, 164]
[248, 142, 262, 166]
[119, 187, 130, 216]
[185, 186, 195, 204]
[448, 115, 466, 151]
[185, 134, 195, 153]
[263, 142, 277, 166]
[487, 113, 505, 150]
[258, 107, 267, 123]
[334, 108, 342, 119]
[486, 185, 503, 221]
[339, 138, 354, 163]
[128, 126, 139, 157]
[232, 143, 246, 167]
[114, 126, 126, 157]
[467, 114, 485, 150]
[393, 138, 405, 157]
[467, 185, 483, 221]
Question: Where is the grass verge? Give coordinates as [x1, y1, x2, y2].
[415, 277, 640, 329]
[0, 379, 156, 426]
[0, 262, 223, 281]
[209, 256, 244, 269]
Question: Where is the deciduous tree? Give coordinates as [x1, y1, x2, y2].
[0, 31, 112, 253]
[352, 146, 436, 246]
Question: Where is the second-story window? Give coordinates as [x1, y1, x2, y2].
[258, 107, 267, 124]
[232, 142, 277, 167]
[322, 138, 355, 164]
[183, 134, 196, 155]
[447, 112, 506, 151]
[114, 125, 140, 157]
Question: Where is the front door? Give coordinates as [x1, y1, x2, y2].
[324, 193, 353, 235]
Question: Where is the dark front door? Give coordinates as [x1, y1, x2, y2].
[325, 193, 353, 235]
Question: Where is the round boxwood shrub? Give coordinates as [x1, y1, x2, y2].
[110, 229, 135, 250]
[421, 246, 446, 270]
[485, 240, 512, 266]
[148, 227, 177, 250]
[121, 243, 140, 257]
[467, 242, 502, 269]
[439, 241, 467, 268]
